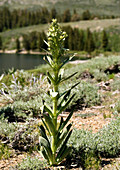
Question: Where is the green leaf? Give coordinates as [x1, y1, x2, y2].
[39, 136, 53, 161]
[47, 77, 51, 85]
[56, 124, 72, 149]
[43, 114, 56, 136]
[60, 72, 78, 83]
[57, 82, 79, 101]
[57, 94, 75, 116]
[44, 104, 53, 118]
[58, 117, 63, 130]
[41, 117, 51, 136]
[40, 146, 50, 163]
[47, 56, 54, 66]
[43, 56, 52, 68]
[57, 146, 71, 164]
[56, 130, 72, 160]
[58, 109, 74, 132]
[38, 125, 50, 144]
[59, 55, 74, 69]
[47, 72, 54, 83]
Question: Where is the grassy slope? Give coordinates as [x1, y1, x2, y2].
[0, 0, 120, 16]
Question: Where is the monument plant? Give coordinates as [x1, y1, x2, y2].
[39, 19, 79, 166]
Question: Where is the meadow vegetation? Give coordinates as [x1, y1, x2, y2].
[0, 48, 120, 168]
[0, 4, 120, 167]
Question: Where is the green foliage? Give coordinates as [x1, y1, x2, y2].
[37, 31, 47, 52]
[114, 100, 120, 114]
[0, 70, 49, 120]
[64, 55, 120, 82]
[110, 78, 120, 91]
[0, 36, 2, 50]
[102, 30, 109, 51]
[16, 37, 20, 53]
[11, 120, 39, 151]
[0, 142, 11, 160]
[10, 156, 48, 170]
[62, 9, 71, 22]
[0, 0, 120, 17]
[69, 116, 120, 159]
[29, 31, 37, 50]
[0, 118, 16, 138]
[84, 28, 95, 53]
[0, 118, 40, 152]
[82, 10, 91, 20]
[39, 19, 78, 166]
[60, 81, 101, 109]
[1, 18, 120, 52]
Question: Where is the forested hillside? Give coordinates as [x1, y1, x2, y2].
[0, 0, 120, 16]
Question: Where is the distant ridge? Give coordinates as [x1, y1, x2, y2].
[0, 0, 120, 16]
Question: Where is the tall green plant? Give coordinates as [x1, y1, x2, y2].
[39, 19, 79, 166]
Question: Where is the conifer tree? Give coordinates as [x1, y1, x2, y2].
[78, 30, 85, 51]
[71, 9, 80, 22]
[22, 34, 31, 52]
[62, 9, 71, 22]
[38, 33, 43, 52]
[82, 10, 91, 20]
[50, 8, 57, 22]
[16, 37, 20, 53]
[62, 26, 70, 49]
[11, 9, 18, 28]
[73, 28, 80, 50]
[38, 31, 47, 51]
[102, 30, 108, 51]
[84, 28, 95, 53]
[41, 31, 47, 50]
[30, 31, 37, 50]
[40, 7, 49, 24]
[0, 36, 2, 50]
[68, 26, 74, 50]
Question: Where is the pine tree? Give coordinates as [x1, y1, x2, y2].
[30, 31, 37, 50]
[40, 7, 49, 24]
[87, 33, 95, 53]
[78, 30, 85, 51]
[102, 30, 108, 51]
[38, 31, 47, 51]
[68, 26, 74, 50]
[84, 28, 95, 53]
[22, 34, 31, 52]
[16, 37, 20, 53]
[0, 36, 2, 50]
[41, 31, 47, 50]
[62, 9, 71, 22]
[11, 9, 18, 28]
[73, 28, 80, 50]
[38, 32, 43, 52]
[62, 26, 69, 49]
[82, 10, 91, 20]
[71, 9, 80, 22]
[50, 8, 57, 22]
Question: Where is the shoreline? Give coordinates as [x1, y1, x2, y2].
[0, 50, 47, 55]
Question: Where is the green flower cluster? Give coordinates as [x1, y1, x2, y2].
[47, 19, 68, 62]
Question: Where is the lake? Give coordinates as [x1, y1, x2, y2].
[0, 53, 46, 74]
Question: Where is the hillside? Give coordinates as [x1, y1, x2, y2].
[0, 18, 120, 39]
[0, 0, 120, 16]
[0, 18, 120, 51]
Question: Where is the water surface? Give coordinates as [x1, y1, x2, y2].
[0, 53, 45, 74]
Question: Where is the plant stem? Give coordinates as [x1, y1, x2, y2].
[52, 71, 59, 164]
